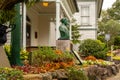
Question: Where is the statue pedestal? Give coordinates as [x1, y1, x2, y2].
[0, 46, 11, 67]
[56, 40, 71, 52]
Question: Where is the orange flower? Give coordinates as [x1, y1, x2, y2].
[55, 50, 62, 55]
[97, 59, 104, 62]
[59, 62, 68, 68]
[84, 56, 96, 61]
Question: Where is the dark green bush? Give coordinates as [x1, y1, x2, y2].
[114, 36, 120, 46]
[93, 50, 107, 60]
[114, 45, 120, 50]
[79, 39, 105, 56]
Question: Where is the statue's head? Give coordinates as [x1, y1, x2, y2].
[60, 18, 69, 26]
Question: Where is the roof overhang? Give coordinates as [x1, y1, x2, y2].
[97, 0, 104, 18]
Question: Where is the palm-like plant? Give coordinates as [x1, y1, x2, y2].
[0, 0, 41, 24]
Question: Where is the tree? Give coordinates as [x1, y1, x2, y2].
[98, 10, 120, 46]
[107, 0, 120, 20]
[71, 19, 81, 44]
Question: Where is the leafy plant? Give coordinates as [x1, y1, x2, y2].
[32, 47, 58, 66]
[20, 49, 29, 60]
[67, 67, 88, 80]
[71, 18, 81, 44]
[4, 45, 29, 64]
[32, 47, 74, 66]
[114, 36, 120, 46]
[0, 67, 24, 80]
[79, 39, 104, 56]
[4, 45, 11, 57]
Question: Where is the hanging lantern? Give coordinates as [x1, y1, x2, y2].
[42, 2, 49, 7]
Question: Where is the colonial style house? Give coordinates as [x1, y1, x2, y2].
[73, 0, 103, 40]
[6, 0, 78, 49]
[6, 0, 103, 50]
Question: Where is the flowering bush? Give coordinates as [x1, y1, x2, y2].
[32, 47, 74, 66]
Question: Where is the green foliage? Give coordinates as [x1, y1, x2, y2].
[114, 36, 120, 46]
[97, 35, 105, 42]
[98, 3, 120, 45]
[114, 46, 120, 50]
[67, 67, 88, 80]
[32, 47, 58, 66]
[4, 45, 29, 64]
[98, 19, 120, 46]
[0, 67, 24, 80]
[107, 0, 120, 20]
[58, 51, 74, 62]
[20, 49, 29, 60]
[93, 50, 107, 60]
[71, 18, 81, 44]
[25, 0, 42, 7]
[32, 47, 74, 66]
[72, 24, 81, 44]
[0, 8, 16, 24]
[4, 45, 11, 57]
[79, 39, 104, 56]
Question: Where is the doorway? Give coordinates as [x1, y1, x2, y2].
[26, 23, 31, 47]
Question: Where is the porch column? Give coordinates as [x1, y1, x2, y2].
[22, 2, 26, 49]
[11, 3, 22, 66]
[56, 0, 60, 40]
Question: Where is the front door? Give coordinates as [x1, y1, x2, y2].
[26, 23, 31, 47]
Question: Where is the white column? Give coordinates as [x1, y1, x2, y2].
[22, 2, 26, 49]
[56, 0, 60, 40]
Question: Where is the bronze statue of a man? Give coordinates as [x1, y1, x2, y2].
[58, 18, 70, 40]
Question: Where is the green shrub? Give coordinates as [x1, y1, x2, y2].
[0, 67, 24, 80]
[79, 39, 105, 57]
[93, 50, 107, 60]
[114, 36, 120, 46]
[97, 35, 105, 43]
[67, 67, 88, 80]
[32, 47, 74, 66]
[32, 47, 58, 66]
[114, 45, 120, 50]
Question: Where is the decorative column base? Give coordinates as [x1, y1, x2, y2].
[0, 46, 11, 67]
[56, 40, 71, 52]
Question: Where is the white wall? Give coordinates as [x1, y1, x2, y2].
[49, 21, 56, 46]
[74, 1, 97, 40]
[80, 30, 96, 40]
[27, 11, 39, 46]
[38, 15, 56, 46]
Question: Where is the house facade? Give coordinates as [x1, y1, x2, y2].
[73, 0, 103, 40]
[6, 0, 78, 49]
[6, 0, 103, 50]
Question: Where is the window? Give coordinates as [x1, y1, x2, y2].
[81, 6, 90, 25]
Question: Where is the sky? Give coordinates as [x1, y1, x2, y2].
[102, 0, 116, 10]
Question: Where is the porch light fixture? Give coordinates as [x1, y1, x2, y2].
[42, 2, 49, 7]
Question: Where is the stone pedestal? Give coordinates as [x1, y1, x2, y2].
[56, 40, 71, 52]
[0, 46, 11, 67]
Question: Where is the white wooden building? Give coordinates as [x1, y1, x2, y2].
[73, 0, 103, 40]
